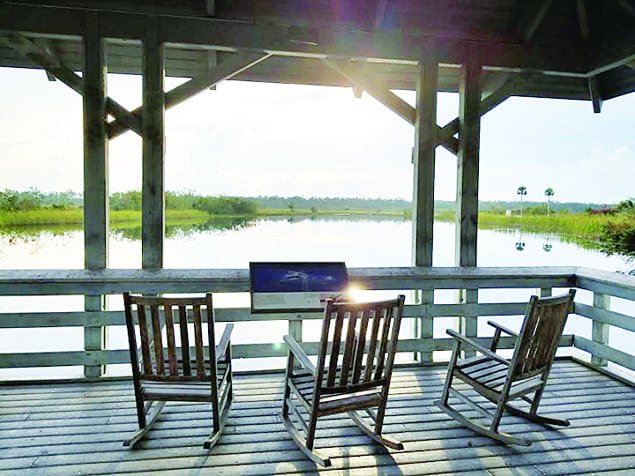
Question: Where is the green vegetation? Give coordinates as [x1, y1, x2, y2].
[598, 199, 635, 259]
[1, 188, 633, 259]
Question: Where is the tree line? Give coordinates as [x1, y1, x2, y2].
[0, 188, 625, 217]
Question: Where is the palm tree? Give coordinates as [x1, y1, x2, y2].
[517, 186, 527, 217]
[545, 187, 554, 215]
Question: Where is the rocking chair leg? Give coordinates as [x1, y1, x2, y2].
[204, 395, 232, 449]
[124, 401, 166, 447]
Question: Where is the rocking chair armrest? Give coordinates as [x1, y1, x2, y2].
[215, 323, 234, 362]
[446, 329, 511, 367]
[283, 334, 316, 376]
[487, 321, 519, 338]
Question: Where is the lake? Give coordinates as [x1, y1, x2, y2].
[1, 216, 633, 379]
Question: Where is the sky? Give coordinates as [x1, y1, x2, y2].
[1, 66, 633, 204]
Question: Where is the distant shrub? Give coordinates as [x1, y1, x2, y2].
[110, 191, 142, 211]
[193, 196, 257, 215]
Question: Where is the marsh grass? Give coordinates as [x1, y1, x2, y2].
[0, 208, 209, 226]
[436, 211, 635, 251]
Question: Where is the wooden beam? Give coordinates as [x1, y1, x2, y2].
[142, 16, 165, 270]
[374, 0, 388, 29]
[455, 57, 482, 268]
[412, 62, 438, 268]
[1, 2, 593, 76]
[108, 52, 270, 139]
[205, 0, 215, 16]
[8, 34, 143, 137]
[577, 0, 591, 40]
[615, 0, 635, 18]
[517, 0, 554, 43]
[588, 75, 603, 113]
[577, 0, 603, 113]
[82, 12, 108, 379]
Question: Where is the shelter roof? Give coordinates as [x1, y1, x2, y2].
[1, 0, 634, 102]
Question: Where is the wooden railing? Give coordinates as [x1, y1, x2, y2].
[0, 266, 634, 383]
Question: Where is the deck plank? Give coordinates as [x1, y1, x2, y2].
[0, 360, 633, 475]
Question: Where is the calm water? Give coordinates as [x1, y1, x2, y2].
[1, 216, 633, 379]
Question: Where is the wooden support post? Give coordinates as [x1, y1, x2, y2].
[592, 292, 610, 366]
[83, 12, 108, 379]
[142, 16, 165, 270]
[412, 61, 437, 363]
[455, 57, 482, 343]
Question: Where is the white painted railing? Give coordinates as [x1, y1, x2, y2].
[0, 266, 633, 382]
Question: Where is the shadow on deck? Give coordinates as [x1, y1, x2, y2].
[1, 360, 634, 475]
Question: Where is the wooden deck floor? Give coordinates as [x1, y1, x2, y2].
[1, 360, 634, 475]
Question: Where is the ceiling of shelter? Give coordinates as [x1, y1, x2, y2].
[0, 0, 634, 104]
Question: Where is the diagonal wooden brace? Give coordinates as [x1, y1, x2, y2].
[8, 34, 143, 137]
[324, 59, 457, 155]
[107, 51, 271, 139]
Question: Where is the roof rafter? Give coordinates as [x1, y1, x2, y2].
[577, 0, 602, 112]
[374, 0, 388, 29]
[516, 0, 554, 43]
[615, 0, 635, 18]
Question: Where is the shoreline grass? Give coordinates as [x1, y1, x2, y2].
[2, 208, 632, 255]
[0, 208, 210, 226]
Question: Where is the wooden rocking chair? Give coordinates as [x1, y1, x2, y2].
[435, 289, 576, 446]
[281, 295, 405, 467]
[123, 292, 233, 449]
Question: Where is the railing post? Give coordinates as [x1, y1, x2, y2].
[592, 292, 610, 367]
[457, 289, 478, 353]
[289, 315, 303, 346]
[84, 295, 106, 378]
[414, 290, 434, 364]
[537, 287, 552, 298]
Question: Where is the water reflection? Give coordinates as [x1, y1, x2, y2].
[111, 216, 255, 241]
[514, 228, 525, 251]
[0, 217, 256, 244]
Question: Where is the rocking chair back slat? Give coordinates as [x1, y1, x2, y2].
[192, 304, 205, 377]
[513, 291, 573, 378]
[136, 304, 153, 375]
[325, 311, 344, 387]
[164, 304, 178, 375]
[351, 311, 371, 384]
[178, 305, 191, 376]
[150, 304, 165, 375]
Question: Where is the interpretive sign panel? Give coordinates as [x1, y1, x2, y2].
[250, 262, 348, 313]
